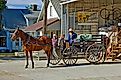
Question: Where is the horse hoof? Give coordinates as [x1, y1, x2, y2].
[32, 63, 34, 69]
[32, 66, 34, 69]
[47, 64, 49, 67]
[25, 66, 28, 68]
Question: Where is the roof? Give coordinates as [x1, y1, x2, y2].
[50, 0, 61, 18]
[6, 0, 42, 9]
[2, 9, 29, 29]
[25, 18, 59, 31]
[24, 11, 40, 18]
[37, 0, 61, 21]
[60, 0, 78, 5]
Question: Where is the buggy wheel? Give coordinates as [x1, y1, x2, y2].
[99, 51, 106, 63]
[62, 47, 78, 65]
[85, 43, 105, 64]
[50, 47, 61, 65]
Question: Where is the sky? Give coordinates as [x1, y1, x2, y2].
[6, 0, 42, 9]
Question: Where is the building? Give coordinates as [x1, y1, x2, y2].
[60, 0, 121, 38]
[0, 30, 11, 52]
[1, 9, 28, 52]
[0, 0, 42, 52]
[25, 18, 60, 37]
[25, 0, 61, 37]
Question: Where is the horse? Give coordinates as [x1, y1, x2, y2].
[11, 28, 52, 68]
[38, 36, 52, 44]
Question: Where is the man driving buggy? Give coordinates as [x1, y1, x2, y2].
[67, 28, 77, 46]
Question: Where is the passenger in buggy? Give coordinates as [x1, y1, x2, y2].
[58, 34, 66, 53]
[52, 34, 58, 56]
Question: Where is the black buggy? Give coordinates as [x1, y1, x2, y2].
[50, 34, 106, 66]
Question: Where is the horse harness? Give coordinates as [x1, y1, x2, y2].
[24, 34, 51, 47]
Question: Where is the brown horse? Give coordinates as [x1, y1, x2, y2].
[38, 36, 52, 44]
[11, 28, 52, 68]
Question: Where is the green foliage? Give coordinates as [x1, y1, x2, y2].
[0, 0, 6, 11]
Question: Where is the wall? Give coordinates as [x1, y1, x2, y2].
[47, 1, 59, 19]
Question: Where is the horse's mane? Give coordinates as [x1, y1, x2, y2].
[19, 29, 38, 40]
[19, 29, 52, 44]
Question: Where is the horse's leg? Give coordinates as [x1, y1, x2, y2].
[30, 51, 34, 68]
[46, 49, 51, 67]
[47, 52, 50, 67]
[25, 51, 29, 68]
[47, 46, 53, 67]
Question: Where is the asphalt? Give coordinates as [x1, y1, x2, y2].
[1, 58, 121, 80]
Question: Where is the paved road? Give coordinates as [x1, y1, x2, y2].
[0, 58, 121, 80]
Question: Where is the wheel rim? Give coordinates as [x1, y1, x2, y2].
[85, 43, 105, 63]
[50, 47, 61, 65]
[62, 47, 78, 65]
[100, 8, 110, 19]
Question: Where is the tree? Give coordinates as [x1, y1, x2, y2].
[0, 0, 7, 30]
[0, 0, 6, 11]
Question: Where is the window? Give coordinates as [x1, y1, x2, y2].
[16, 39, 19, 46]
[0, 37, 6, 47]
[37, 32, 40, 37]
[50, 6, 52, 16]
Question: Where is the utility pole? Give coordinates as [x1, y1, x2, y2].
[43, 0, 48, 35]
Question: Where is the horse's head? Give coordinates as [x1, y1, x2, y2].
[11, 28, 20, 41]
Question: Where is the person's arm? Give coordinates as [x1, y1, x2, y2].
[72, 32, 77, 39]
[58, 38, 61, 46]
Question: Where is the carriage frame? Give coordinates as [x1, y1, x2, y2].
[50, 34, 107, 65]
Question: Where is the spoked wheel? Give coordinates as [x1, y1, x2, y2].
[112, 8, 121, 20]
[50, 47, 61, 65]
[62, 47, 78, 65]
[98, 50, 106, 63]
[85, 43, 106, 64]
[100, 8, 110, 20]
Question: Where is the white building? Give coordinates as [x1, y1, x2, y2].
[25, 0, 61, 37]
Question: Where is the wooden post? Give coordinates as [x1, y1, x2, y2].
[61, 4, 63, 35]
[51, 32, 53, 38]
[43, 0, 48, 35]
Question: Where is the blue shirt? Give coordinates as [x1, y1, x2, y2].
[67, 32, 77, 44]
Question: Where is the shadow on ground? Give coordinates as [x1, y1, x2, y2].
[49, 60, 121, 68]
[0, 56, 25, 61]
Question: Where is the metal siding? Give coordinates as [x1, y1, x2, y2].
[2, 9, 27, 29]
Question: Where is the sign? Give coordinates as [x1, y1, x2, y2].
[77, 12, 98, 23]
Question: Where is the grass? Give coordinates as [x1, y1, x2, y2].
[0, 53, 15, 57]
